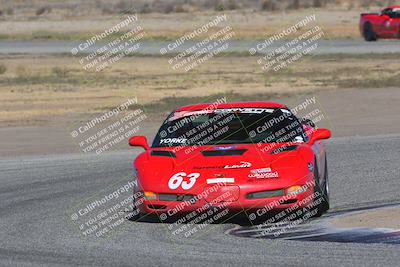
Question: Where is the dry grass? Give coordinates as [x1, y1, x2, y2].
[0, 0, 392, 16]
[0, 7, 372, 41]
[0, 54, 399, 126]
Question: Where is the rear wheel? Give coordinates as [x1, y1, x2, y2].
[363, 22, 377, 41]
[312, 156, 330, 217]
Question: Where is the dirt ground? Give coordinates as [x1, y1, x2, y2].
[1, 54, 399, 127]
[0, 52, 399, 157]
[0, 86, 399, 157]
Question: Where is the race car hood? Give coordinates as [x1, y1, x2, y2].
[134, 143, 312, 194]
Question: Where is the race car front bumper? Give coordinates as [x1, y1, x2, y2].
[135, 181, 316, 219]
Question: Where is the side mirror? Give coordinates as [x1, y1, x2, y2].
[129, 136, 150, 150]
[309, 129, 331, 145]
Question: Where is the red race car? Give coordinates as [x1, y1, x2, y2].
[129, 102, 331, 222]
[360, 6, 400, 41]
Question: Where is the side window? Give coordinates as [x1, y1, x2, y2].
[382, 9, 394, 18]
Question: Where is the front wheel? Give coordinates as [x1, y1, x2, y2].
[312, 157, 330, 217]
[127, 209, 142, 221]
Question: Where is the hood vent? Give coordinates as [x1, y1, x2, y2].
[151, 150, 176, 158]
[201, 149, 247, 157]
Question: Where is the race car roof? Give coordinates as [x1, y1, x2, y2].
[175, 101, 287, 112]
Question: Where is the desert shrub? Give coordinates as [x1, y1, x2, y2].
[361, 0, 374, 8]
[313, 0, 327, 7]
[97, 2, 113, 14]
[0, 64, 6, 75]
[164, 4, 174, 13]
[226, 0, 238, 10]
[290, 0, 300, 9]
[175, 4, 190, 13]
[6, 8, 13, 15]
[139, 3, 152, 14]
[52, 67, 68, 78]
[261, 0, 279, 11]
[215, 3, 225, 11]
[36, 6, 52, 16]
[116, 0, 136, 14]
[214, 0, 238, 11]
[15, 66, 29, 81]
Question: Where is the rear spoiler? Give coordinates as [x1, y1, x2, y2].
[360, 12, 379, 17]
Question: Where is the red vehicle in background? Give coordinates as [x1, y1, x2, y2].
[360, 6, 400, 41]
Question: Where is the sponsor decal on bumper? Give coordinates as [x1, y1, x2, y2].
[249, 167, 279, 179]
[206, 178, 235, 184]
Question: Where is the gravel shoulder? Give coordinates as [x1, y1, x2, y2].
[331, 207, 400, 229]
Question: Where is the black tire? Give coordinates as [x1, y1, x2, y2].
[312, 156, 330, 217]
[127, 209, 142, 221]
[363, 22, 377, 41]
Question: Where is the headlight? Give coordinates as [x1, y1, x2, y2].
[143, 191, 157, 200]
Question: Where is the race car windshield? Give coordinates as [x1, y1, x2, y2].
[152, 108, 307, 147]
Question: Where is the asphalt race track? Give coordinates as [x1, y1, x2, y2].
[0, 134, 399, 266]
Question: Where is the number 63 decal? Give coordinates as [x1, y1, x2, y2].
[168, 172, 200, 190]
